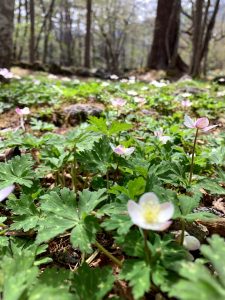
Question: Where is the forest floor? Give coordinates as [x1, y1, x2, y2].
[0, 69, 225, 300]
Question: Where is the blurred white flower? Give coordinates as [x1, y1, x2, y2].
[180, 92, 192, 98]
[0, 185, 15, 202]
[110, 74, 119, 80]
[111, 98, 127, 108]
[150, 80, 167, 88]
[184, 115, 217, 132]
[15, 107, 30, 116]
[127, 90, 138, 96]
[111, 144, 135, 156]
[128, 192, 174, 231]
[101, 81, 110, 87]
[0, 68, 13, 79]
[181, 100, 192, 108]
[154, 129, 171, 144]
[183, 235, 201, 251]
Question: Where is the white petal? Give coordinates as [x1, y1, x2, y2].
[159, 136, 171, 144]
[202, 125, 218, 132]
[157, 202, 174, 222]
[127, 200, 143, 225]
[183, 235, 201, 251]
[141, 221, 172, 231]
[124, 147, 135, 155]
[139, 192, 159, 206]
[184, 115, 195, 128]
[0, 185, 15, 202]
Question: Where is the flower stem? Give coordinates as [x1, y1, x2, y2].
[189, 128, 198, 185]
[143, 230, 151, 265]
[180, 219, 185, 245]
[95, 240, 123, 268]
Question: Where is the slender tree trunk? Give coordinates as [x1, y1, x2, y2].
[29, 0, 35, 64]
[18, 0, 29, 61]
[13, 0, 22, 61]
[42, 0, 55, 64]
[0, 0, 15, 68]
[147, 0, 186, 72]
[84, 0, 92, 68]
[189, 0, 220, 77]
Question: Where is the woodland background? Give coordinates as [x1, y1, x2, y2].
[0, 0, 225, 78]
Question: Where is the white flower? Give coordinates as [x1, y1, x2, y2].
[216, 90, 225, 97]
[111, 98, 127, 108]
[183, 235, 201, 251]
[0, 68, 13, 79]
[110, 74, 119, 80]
[127, 90, 138, 96]
[150, 80, 167, 88]
[48, 74, 58, 80]
[184, 115, 218, 132]
[181, 100, 192, 107]
[133, 97, 146, 106]
[128, 192, 174, 231]
[0, 185, 15, 202]
[111, 144, 135, 156]
[141, 86, 149, 91]
[180, 92, 192, 98]
[120, 79, 128, 83]
[15, 107, 30, 116]
[101, 82, 110, 87]
[154, 129, 171, 144]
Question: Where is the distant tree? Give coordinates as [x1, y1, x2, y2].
[189, 0, 220, 77]
[147, 0, 187, 72]
[29, 0, 35, 64]
[0, 0, 15, 68]
[84, 0, 92, 68]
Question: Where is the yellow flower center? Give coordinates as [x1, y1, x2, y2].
[142, 203, 160, 224]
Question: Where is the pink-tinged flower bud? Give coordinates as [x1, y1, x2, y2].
[183, 235, 201, 251]
[127, 192, 174, 231]
[111, 98, 127, 108]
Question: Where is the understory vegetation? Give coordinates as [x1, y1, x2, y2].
[0, 73, 225, 300]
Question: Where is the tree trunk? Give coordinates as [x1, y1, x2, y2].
[147, 0, 186, 72]
[29, 0, 35, 65]
[13, 0, 22, 61]
[42, 0, 55, 64]
[84, 0, 92, 68]
[0, 0, 15, 68]
[189, 0, 220, 77]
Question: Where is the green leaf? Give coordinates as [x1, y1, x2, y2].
[184, 212, 216, 221]
[73, 263, 114, 300]
[127, 177, 146, 199]
[196, 179, 225, 195]
[119, 260, 151, 300]
[40, 188, 78, 221]
[102, 214, 132, 235]
[0, 155, 35, 188]
[169, 262, 225, 300]
[77, 138, 112, 174]
[108, 121, 132, 135]
[116, 230, 144, 258]
[1, 251, 39, 300]
[70, 216, 100, 253]
[201, 235, 225, 288]
[178, 194, 201, 215]
[78, 188, 107, 216]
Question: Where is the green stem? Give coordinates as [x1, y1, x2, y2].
[143, 230, 151, 265]
[72, 146, 77, 192]
[180, 219, 185, 245]
[95, 240, 123, 268]
[189, 128, 198, 185]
